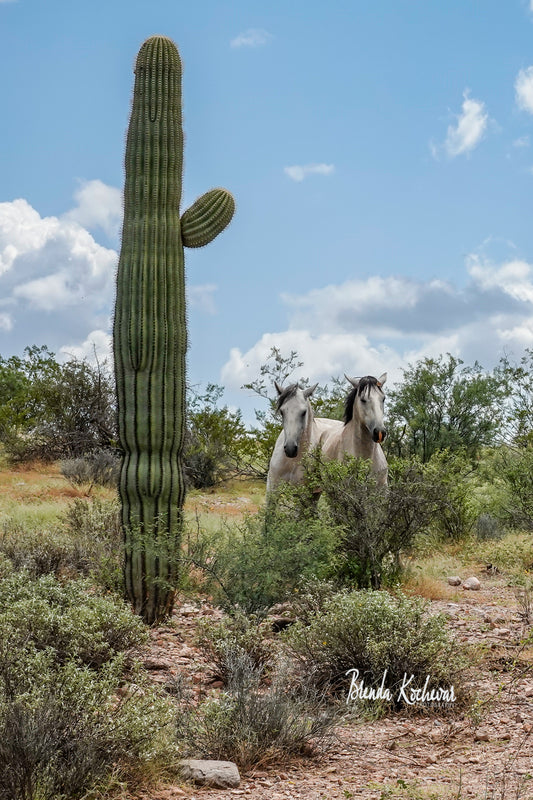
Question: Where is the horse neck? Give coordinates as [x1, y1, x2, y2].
[346, 410, 375, 458]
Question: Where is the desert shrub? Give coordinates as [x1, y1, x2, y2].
[422, 450, 477, 541]
[0, 499, 123, 592]
[61, 449, 120, 489]
[0, 572, 146, 667]
[189, 507, 337, 615]
[176, 650, 337, 770]
[474, 512, 504, 541]
[318, 456, 440, 589]
[0, 642, 175, 800]
[283, 588, 462, 707]
[493, 446, 533, 531]
[0, 520, 76, 578]
[196, 610, 274, 683]
[61, 498, 123, 591]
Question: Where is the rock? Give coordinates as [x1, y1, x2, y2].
[180, 759, 241, 789]
[474, 730, 490, 742]
[447, 576, 462, 586]
[462, 576, 481, 591]
[493, 628, 511, 637]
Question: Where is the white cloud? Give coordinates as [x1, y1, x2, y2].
[284, 163, 335, 182]
[515, 66, 533, 114]
[444, 91, 488, 157]
[513, 135, 530, 148]
[63, 179, 122, 239]
[0, 196, 117, 354]
[188, 283, 218, 315]
[221, 251, 533, 393]
[59, 329, 113, 365]
[230, 28, 271, 48]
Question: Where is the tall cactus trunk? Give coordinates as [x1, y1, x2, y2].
[114, 36, 234, 624]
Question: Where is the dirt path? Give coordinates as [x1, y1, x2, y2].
[137, 577, 533, 800]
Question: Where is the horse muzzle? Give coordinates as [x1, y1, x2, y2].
[373, 428, 387, 444]
[284, 443, 298, 458]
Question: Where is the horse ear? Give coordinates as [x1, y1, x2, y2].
[345, 374, 361, 389]
[377, 372, 387, 387]
[274, 381, 283, 396]
[303, 383, 318, 399]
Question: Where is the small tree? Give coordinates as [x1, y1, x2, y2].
[386, 354, 504, 461]
[0, 346, 116, 462]
[184, 383, 256, 488]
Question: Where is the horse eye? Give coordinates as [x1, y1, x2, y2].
[300, 410, 306, 418]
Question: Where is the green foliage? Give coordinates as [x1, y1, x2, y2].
[283, 588, 462, 704]
[318, 455, 441, 588]
[386, 354, 504, 461]
[113, 35, 234, 624]
[0, 572, 147, 667]
[196, 610, 273, 683]
[0, 345, 116, 463]
[0, 498, 123, 591]
[496, 348, 533, 446]
[176, 651, 337, 770]
[184, 384, 257, 488]
[421, 450, 477, 540]
[0, 640, 174, 800]
[492, 446, 533, 531]
[187, 506, 338, 615]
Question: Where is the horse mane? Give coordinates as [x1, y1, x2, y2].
[275, 383, 300, 412]
[343, 376, 382, 425]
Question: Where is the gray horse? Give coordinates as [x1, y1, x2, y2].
[322, 373, 388, 486]
[266, 382, 342, 492]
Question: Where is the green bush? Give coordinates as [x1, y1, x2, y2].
[283, 588, 462, 708]
[0, 643, 175, 800]
[493, 446, 533, 531]
[318, 456, 440, 589]
[0, 498, 123, 593]
[189, 507, 337, 614]
[0, 572, 147, 667]
[196, 610, 274, 683]
[176, 651, 337, 770]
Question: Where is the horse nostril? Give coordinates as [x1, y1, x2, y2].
[374, 429, 387, 443]
[284, 444, 298, 458]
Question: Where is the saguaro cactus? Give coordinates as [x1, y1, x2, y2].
[113, 35, 234, 624]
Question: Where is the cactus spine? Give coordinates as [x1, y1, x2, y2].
[113, 36, 234, 624]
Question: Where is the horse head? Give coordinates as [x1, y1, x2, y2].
[275, 381, 318, 458]
[344, 373, 387, 444]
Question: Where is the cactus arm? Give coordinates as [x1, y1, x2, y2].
[181, 188, 235, 248]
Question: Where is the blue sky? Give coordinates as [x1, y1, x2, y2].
[2, 0, 533, 419]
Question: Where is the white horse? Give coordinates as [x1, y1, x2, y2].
[266, 382, 342, 492]
[322, 373, 388, 486]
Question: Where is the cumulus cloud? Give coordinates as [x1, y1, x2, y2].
[59, 329, 112, 365]
[230, 28, 271, 48]
[222, 251, 533, 392]
[64, 179, 122, 239]
[516, 66, 533, 114]
[284, 163, 335, 182]
[444, 91, 488, 157]
[0, 197, 117, 354]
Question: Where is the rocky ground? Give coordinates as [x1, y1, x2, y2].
[135, 575, 533, 800]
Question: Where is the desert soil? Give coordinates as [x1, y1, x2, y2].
[137, 571, 533, 800]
